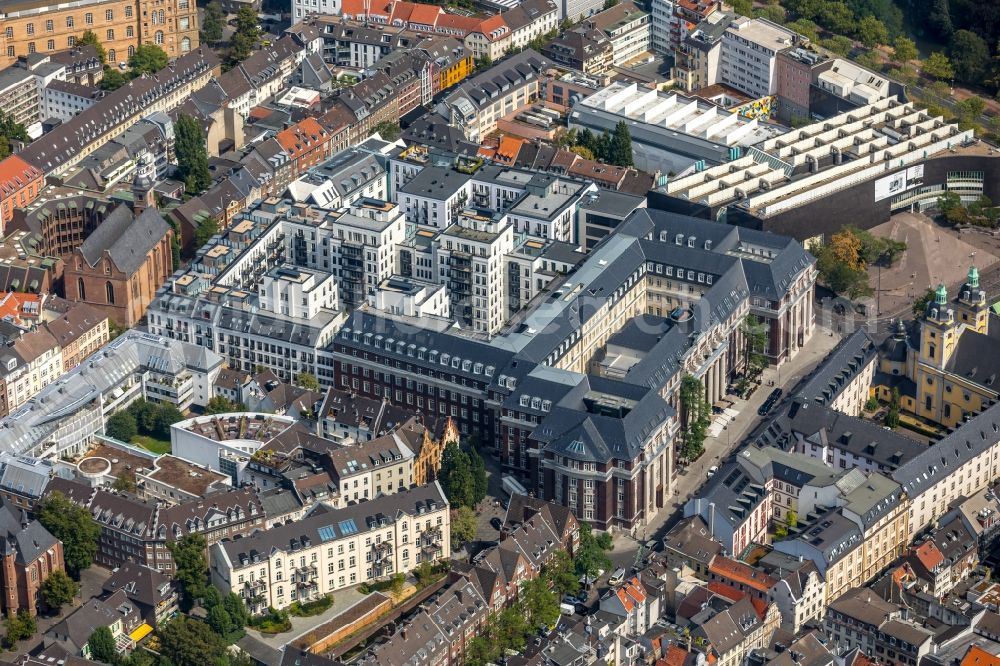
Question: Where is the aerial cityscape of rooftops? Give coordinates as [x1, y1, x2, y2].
[0, 0, 997, 663]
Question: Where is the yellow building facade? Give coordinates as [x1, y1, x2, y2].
[875, 267, 997, 429]
[0, 0, 199, 67]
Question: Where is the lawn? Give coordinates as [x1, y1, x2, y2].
[132, 435, 171, 455]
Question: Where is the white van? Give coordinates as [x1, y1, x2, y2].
[559, 602, 575, 615]
[609, 568, 626, 586]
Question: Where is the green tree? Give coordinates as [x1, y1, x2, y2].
[105, 410, 138, 442]
[602, 0, 618, 9]
[468, 446, 488, 506]
[451, 506, 478, 546]
[923, 51, 955, 80]
[372, 121, 401, 141]
[570, 145, 596, 160]
[885, 387, 901, 428]
[158, 617, 230, 666]
[127, 399, 158, 433]
[949, 30, 990, 84]
[99, 68, 128, 90]
[88, 626, 117, 664]
[414, 561, 435, 586]
[938, 190, 968, 224]
[926, 0, 953, 39]
[204, 395, 245, 415]
[176, 114, 212, 194]
[608, 120, 634, 167]
[679, 374, 710, 461]
[821, 35, 855, 56]
[194, 216, 220, 248]
[957, 96, 986, 123]
[474, 54, 492, 70]
[223, 593, 250, 629]
[295, 372, 320, 391]
[786, 509, 798, 528]
[77, 30, 107, 64]
[730, 0, 751, 16]
[754, 5, 786, 23]
[893, 36, 918, 63]
[543, 550, 580, 596]
[168, 534, 208, 610]
[37, 492, 101, 578]
[785, 19, 820, 43]
[574, 523, 613, 578]
[0, 109, 29, 160]
[817, 2, 854, 34]
[5, 611, 36, 646]
[856, 49, 883, 71]
[129, 44, 168, 75]
[200, 1, 225, 44]
[742, 316, 769, 379]
[857, 16, 888, 47]
[912, 287, 936, 316]
[226, 7, 261, 67]
[522, 576, 560, 630]
[439, 442, 474, 507]
[42, 569, 80, 613]
[207, 604, 234, 636]
[153, 403, 184, 440]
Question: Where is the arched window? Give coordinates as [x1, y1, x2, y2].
[128, 45, 135, 57]
[108, 49, 115, 62]
[180, 37, 191, 52]
[154, 31, 164, 45]
[77, 278, 85, 300]
[105, 281, 115, 304]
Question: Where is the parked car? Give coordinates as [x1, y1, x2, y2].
[490, 517, 503, 531]
[707, 465, 719, 478]
[609, 568, 626, 586]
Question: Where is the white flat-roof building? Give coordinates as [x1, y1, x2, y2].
[570, 80, 785, 173]
[720, 17, 799, 99]
[817, 59, 890, 106]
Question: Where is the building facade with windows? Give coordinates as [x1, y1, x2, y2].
[0, 0, 199, 67]
[209, 482, 450, 614]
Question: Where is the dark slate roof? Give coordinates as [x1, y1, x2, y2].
[445, 49, 551, 111]
[943, 314, 1000, 390]
[337, 308, 515, 382]
[795, 329, 877, 408]
[221, 482, 447, 563]
[398, 164, 472, 199]
[754, 399, 926, 471]
[892, 399, 1000, 500]
[0, 498, 58, 565]
[78, 206, 171, 275]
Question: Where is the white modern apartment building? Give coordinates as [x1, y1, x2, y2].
[719, 17, 799, 98]
[436, 211, 514, 336]
[209, 483, 450, 614]
[589, 1, 651, 67]
[257, 265, 340, 320]
[283, 198, 405, 307]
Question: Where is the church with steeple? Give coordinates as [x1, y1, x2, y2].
[875, 266, 999, 428]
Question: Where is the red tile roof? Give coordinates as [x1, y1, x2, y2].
[913, 541, 945, 572]
[709, 556, 777, 593]
[276, 118, 330, 160]
[962, 646, 1000, 666]
[0, 156, 42, 199]
[706, 581, 745, 602]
